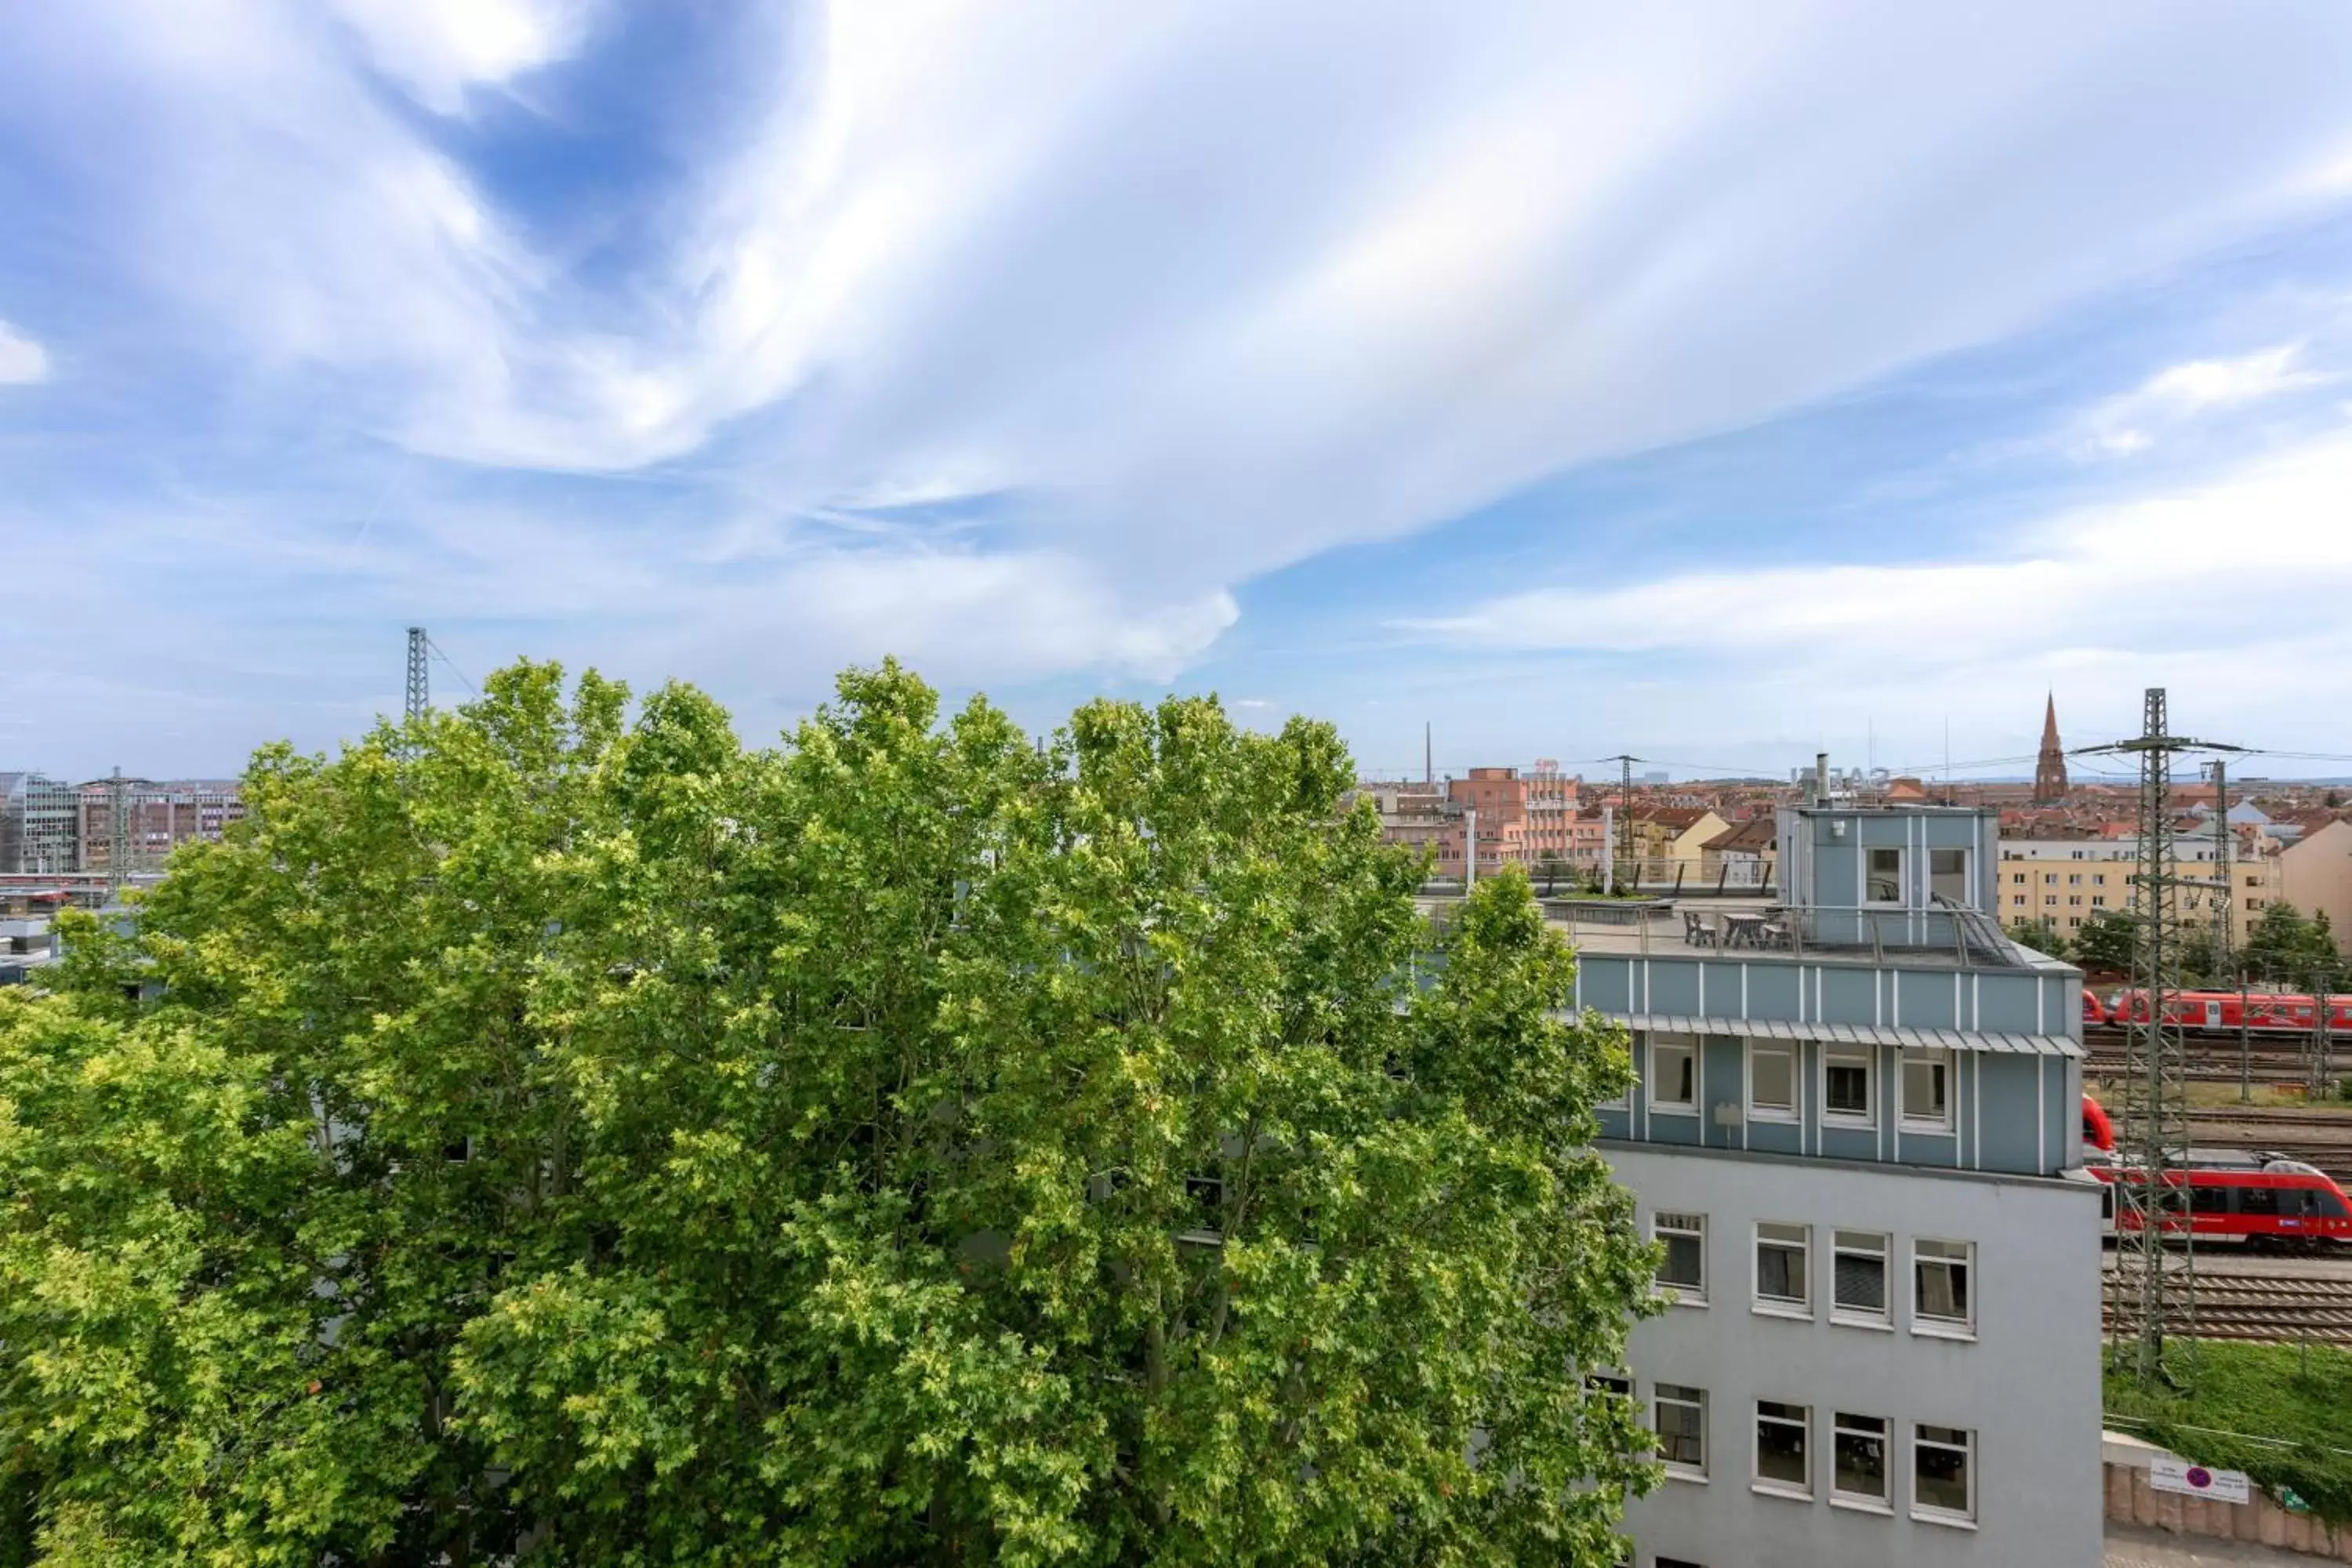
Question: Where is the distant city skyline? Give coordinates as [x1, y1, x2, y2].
[5, 5, 2352, 779]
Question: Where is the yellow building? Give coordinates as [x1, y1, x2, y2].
[1995, 829, 2278, 946]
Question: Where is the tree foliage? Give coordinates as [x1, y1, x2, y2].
[2005, 916, 2072, 962]
[0, 661, 1654, 1566]
[2244, 902, 2343, 988]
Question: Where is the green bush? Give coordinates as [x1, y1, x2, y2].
[2105, 1342, 2352, 1524]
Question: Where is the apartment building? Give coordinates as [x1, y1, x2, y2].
[1561, 800, 2103, 1567]
[1997, 824, 2277, 946]
[0, 772, 80, 874]
[2281, 819, 2352, 957]
[74, 778, 247, 872]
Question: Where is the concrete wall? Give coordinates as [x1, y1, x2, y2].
[2104, 1431, 2352, 1559]
[1608, 1142, 2106, 1568]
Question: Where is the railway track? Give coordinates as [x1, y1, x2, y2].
[2102, 1261, 2352, 1347]
[2084, 1025, 2341, 1087]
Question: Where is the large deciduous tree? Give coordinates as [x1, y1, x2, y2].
[1, 662, 1654, 1566]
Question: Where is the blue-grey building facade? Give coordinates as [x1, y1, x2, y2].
[1564, 802, 2105, 1568]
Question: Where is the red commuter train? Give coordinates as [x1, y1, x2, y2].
[2100, 989, 2352, 1034]
[2089, 1149, 2352, 1247]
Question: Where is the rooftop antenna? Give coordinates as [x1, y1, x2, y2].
[1424, 721, 1432, 787]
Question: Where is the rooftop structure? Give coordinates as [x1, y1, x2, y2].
[1552, 794, 2103, 1566]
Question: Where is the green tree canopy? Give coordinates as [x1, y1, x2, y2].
[2005, 916, 2072, 962]
[2245, 902, 2343, 987]
[1, 661, 1655, 1566]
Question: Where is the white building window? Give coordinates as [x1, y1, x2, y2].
[1865, 847, 1904, 903]
[1913, 1425, 1976, 1523]
[1755, 1222, 1810, 1316]
[1654, 1211, 1706, 1304]
[1914, 1239, 1974, 1336]
[1831, 1230, 1889, 1325]
[1650, 1033, 1697, 1114]
[1655, 1385, 1707, 1478]
[1929, 847, 1969, 906]
[1823, 1047, 1873, 1124]
[1748, 1041, 1797, 1121]
[1832, 1412, 1889, 1506]
[1754, 1400, 1811, 1497]
[1900, 1048, 1951, 1130]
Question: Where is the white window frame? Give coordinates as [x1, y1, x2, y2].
[1753, 1399, 1811, 1499]
[1913, 1238, 1975, 1338]
[1653, 1210, 1707, 1306]
[1864, 845, 1905, 906]
[1747, 1040, 1798, 1123]
[1900, 1047, 1952, 1131]
[1821, 1046, 1874, 1126]
[1831, 1411, 1891, 1511]
[1753, 1221, 1810, 1318]
[1911, 1424, 1976, 1525]
[1830, 1229, 1890, 1327]
[1649, 1032, 1699, 1116]
[1653, 1384, 1708, 1479]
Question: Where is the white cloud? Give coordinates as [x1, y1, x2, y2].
[2078, 343, 2330, 456]
[1403, 430, 2352, 670]
[12, 0, 2352, 700]
[325, 0, 592, 111]
[0, 321, 49, 384]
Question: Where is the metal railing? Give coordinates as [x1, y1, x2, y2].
[1552, 898, 2031, 967]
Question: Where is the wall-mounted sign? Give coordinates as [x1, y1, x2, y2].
[2151, 1457, 2251, 1505]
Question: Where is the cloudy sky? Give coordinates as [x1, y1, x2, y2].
[5, 2, 2352, 782]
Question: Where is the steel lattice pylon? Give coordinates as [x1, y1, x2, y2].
[405, 626, 430, 725]
[2085, 689, 2245, 1387]
[107, 766, 130, 899]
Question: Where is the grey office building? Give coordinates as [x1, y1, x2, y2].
[1564, 800, 2103, 1568]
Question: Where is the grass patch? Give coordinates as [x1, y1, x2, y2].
[2106, 1340, 2352, 1523]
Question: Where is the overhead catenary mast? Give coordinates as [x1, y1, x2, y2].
[2080, 689, 2245, 1388]
[406, 626, 430, 725]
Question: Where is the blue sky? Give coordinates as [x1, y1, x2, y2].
[5, 2, 2352, 782]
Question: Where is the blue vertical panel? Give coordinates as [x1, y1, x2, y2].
[1820, 1124, 1878, 1162]
[1976, 971, 2045, 1033]
[1747, 963, 1802, 1019]
[1646, 1108, 1704, 1147]
[1974, 1054, 2049, 1174]
[1581, 956, 1637, 1016]
[1704, 1035, 1744, 1149]
[1819, 967, 1875, 1025]
[1647, 959, 1702, 1016]
[1898, 969, 1958, 1029]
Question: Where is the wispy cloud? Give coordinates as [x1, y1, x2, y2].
[7, 3, 2352, 773]
[0, 321, 49, 384]
[2076, 343, 2331, 456]
[1401, 428, 2352, 670]
[325, 0, 596, 113]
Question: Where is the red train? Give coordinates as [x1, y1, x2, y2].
[2091, 989, 2352, 1034]
[2090, 1150, 2352, 1247]
[2080, 1093, 2352, 1247]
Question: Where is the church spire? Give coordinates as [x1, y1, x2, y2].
[2033, 692, 2069, 804]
